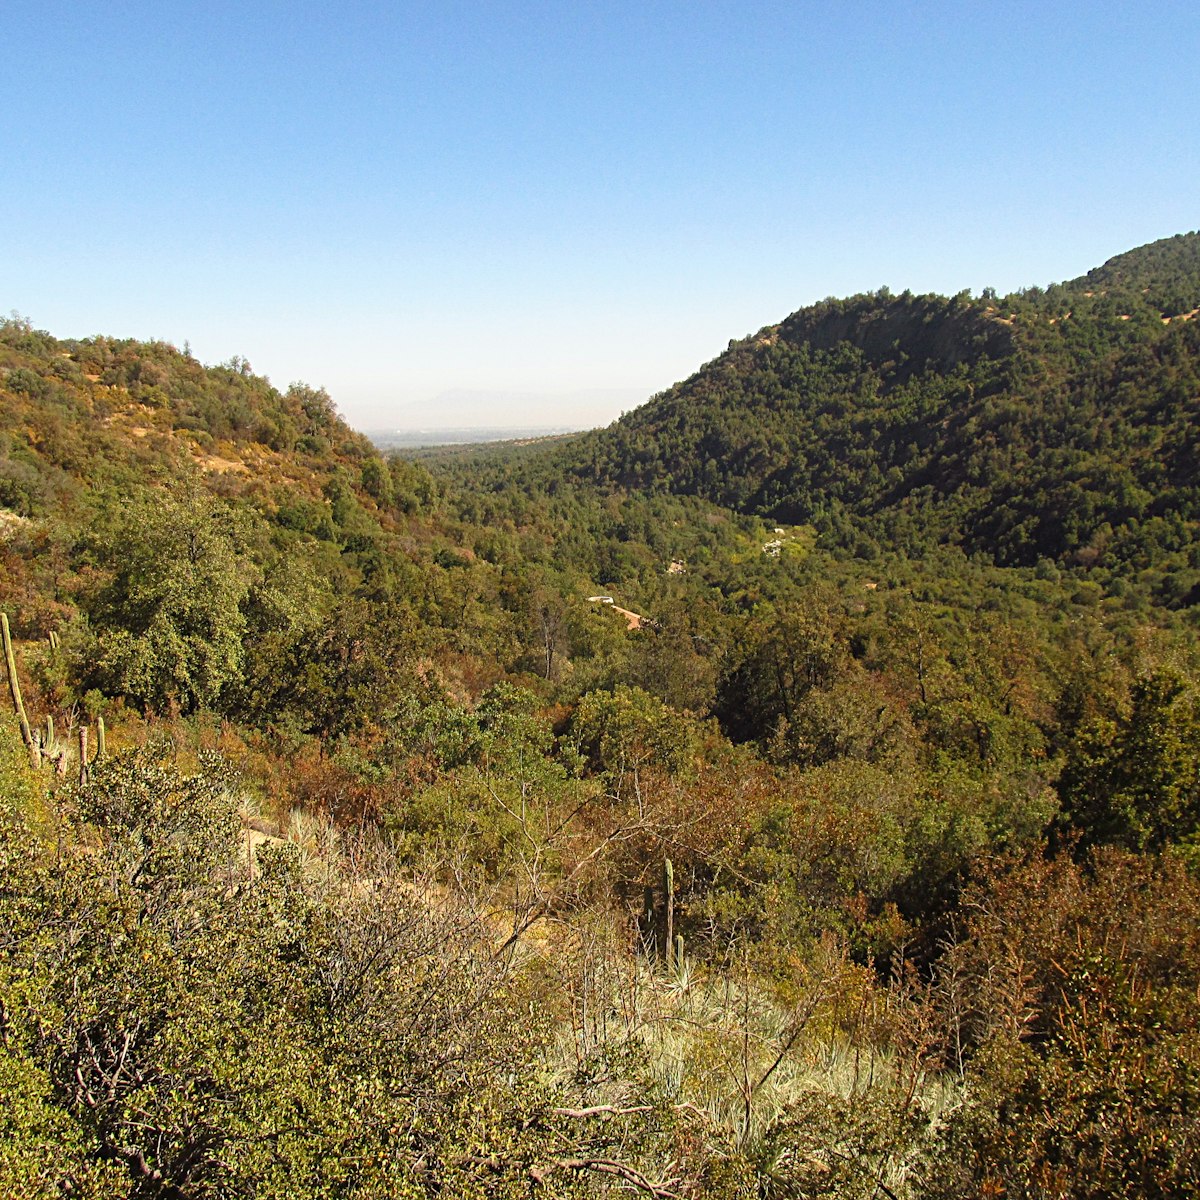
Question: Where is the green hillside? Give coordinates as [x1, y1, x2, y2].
[565, 232, 1200, 601]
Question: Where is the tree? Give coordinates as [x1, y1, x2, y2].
[1059, 671, 1200, 851]
[81, 484, 257, 713]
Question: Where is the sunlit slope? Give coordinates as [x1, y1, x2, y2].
[564, 233, 1200, 588]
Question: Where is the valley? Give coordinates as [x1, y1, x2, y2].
[2, 232, 1199, 1197]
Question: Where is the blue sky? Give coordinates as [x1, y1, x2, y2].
[3, 2, 1198, 430]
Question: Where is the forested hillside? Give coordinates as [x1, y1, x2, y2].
[1, 235, 1199, 1198]
[566, 232, 1200, 601]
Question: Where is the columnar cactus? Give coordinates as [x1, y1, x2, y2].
[642, 885, 656, 955]
[2, 613, 37, 765]
[663, 857, 674, 969]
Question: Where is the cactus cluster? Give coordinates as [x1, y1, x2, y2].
[3, 612, 107, 779]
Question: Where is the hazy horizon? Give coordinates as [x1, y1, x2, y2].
[360, 385, 642, 435]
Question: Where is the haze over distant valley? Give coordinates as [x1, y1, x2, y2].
[365, 385, 645, 445]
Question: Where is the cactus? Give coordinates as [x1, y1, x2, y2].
[96, 715, 106, 762]
[45, 713, 55, 750]
[2, 613, 37, 765]
[640, 859, 681, 968]
[78, 726, 89, 786]
[663, 857, 675, 969]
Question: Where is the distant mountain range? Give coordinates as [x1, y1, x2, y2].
[379, 386, 644, 435]
[366, 425, 580, 449]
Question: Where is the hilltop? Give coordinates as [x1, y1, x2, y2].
[0, 321, 438, 521]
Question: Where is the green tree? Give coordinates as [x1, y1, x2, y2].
[1059, 672, 1200, 851]
[81, 485, 257, 713]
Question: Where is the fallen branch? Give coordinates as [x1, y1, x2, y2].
[550, 1104, 655, 1119]
[530, 1155, 684, 1198]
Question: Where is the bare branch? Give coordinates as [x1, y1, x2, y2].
[550, 1104, 655, 1119]
[531, 1156, 684, 1198]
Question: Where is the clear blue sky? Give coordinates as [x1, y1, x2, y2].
[3, 1, 1198, 430]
